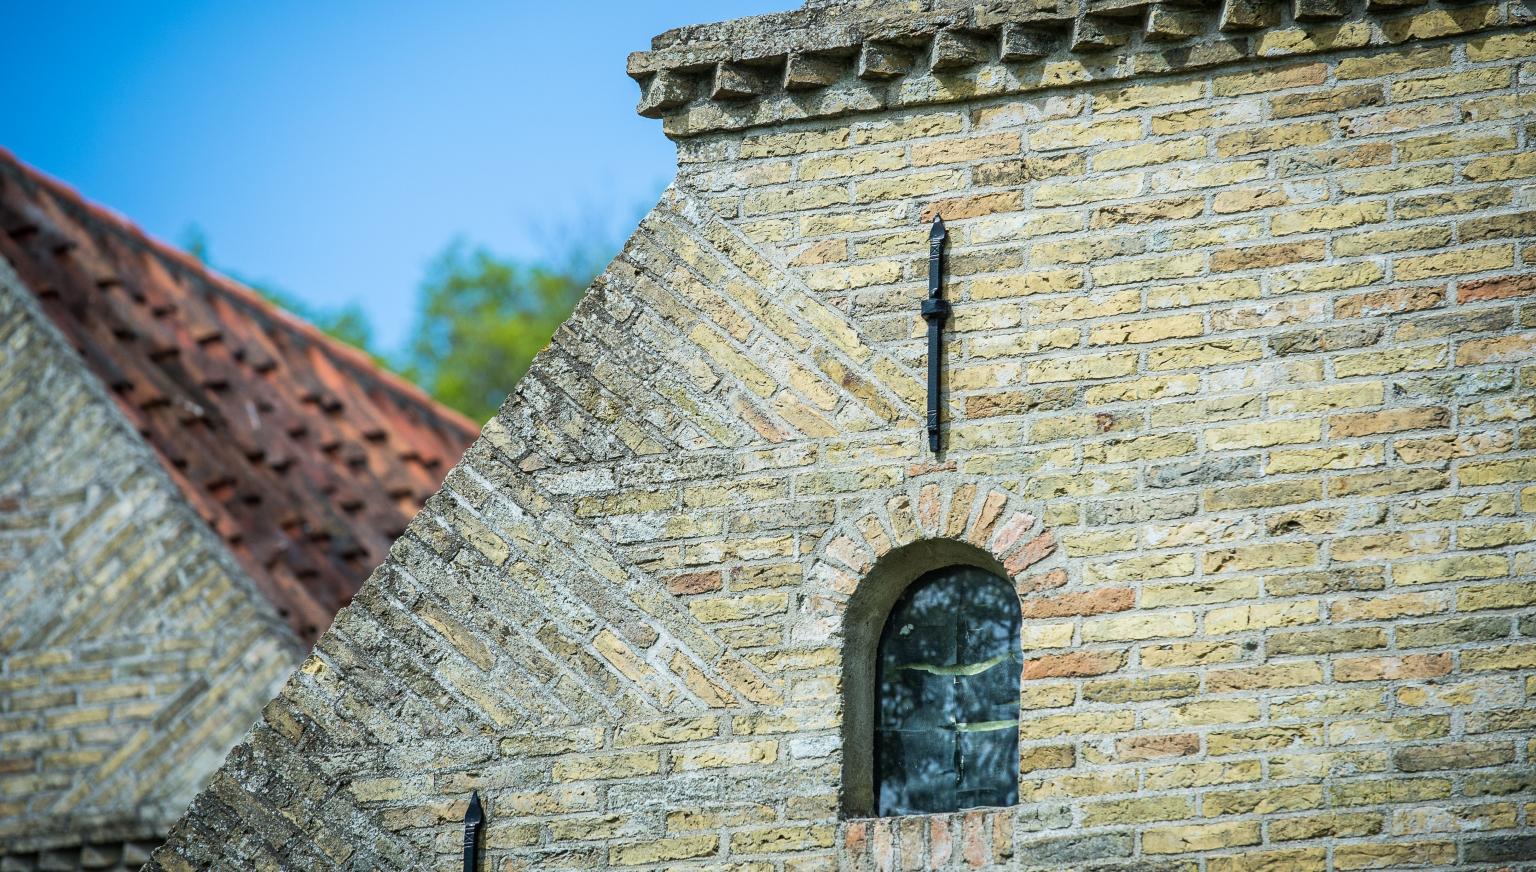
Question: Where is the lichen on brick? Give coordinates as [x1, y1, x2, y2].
[147, 0, 1536, 869]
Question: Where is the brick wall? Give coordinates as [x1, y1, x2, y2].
[151, 3, 1535, 870]
[0, 261, 299, 869]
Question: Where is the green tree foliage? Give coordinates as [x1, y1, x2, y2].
[398, 240, 592, 424]
[181, 201, 631, 424]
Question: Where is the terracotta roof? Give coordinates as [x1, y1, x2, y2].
[0, 147, 479, 645]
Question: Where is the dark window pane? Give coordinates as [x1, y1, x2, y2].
[880, 668, 956, 730]
[958, 726, 1019, 807]
[960, 620, 1013, 662]
[956, 658, 1017, 724]
[878, 729, 956, 816]
[881, 620, 957, 669]
[874, 565, 1020, 816]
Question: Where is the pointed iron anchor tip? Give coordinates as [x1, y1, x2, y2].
[466, 790, 484, 825]
[930, 214, 946, 238]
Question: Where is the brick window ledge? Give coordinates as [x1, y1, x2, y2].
[838, 803, 1095, 871]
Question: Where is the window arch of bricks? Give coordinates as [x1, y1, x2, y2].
[801, 481, 1057, 819]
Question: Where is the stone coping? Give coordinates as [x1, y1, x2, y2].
[628, 0, 1525, 137]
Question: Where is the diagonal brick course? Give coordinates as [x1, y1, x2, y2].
[153, 1, 1536, 868]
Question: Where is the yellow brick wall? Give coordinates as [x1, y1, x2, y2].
[152, 6, 1536, 871]
[0, 261, 299, 867]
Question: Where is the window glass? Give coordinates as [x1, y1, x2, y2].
[875, 565, 1020, 816]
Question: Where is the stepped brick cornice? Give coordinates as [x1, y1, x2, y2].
[630, 0, 1525, 137]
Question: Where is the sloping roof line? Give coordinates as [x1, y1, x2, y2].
[0, 147, 472, 426]
[0, 147, 480, 643]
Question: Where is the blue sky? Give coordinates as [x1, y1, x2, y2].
[0, 1, 785, 350]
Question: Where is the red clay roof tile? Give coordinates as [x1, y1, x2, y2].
[0, 147, 479, 645]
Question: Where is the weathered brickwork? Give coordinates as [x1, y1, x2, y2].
[153, 2, 1534, 870]
[0, 262, 299, 869]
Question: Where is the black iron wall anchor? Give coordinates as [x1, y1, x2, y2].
[922, 215, 950, 454]
[462, 791, 484, 872]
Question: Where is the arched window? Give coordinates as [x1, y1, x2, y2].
[875, 565, 1020, 816]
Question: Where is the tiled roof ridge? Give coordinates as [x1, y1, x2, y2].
[0, 146, 478, 438]
[628, 0, 1522, 136]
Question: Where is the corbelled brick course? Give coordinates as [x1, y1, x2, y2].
[152, 1, 1534, 869]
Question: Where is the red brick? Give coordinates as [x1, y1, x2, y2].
[665, 571, 723, 595]
[929, 817, 953, 866]
[843, 821, 868, 854]
[1016, 568, 1069, 597]
[1024, 649, 1126, 679]
[1005, 530, 1056, 575]
[1459, 273, 1536, 302]
[1334, 286, 1444, 318]
[962, 810, 989, 868]
[1211, 241, 1325, 272]
[900, 816, 925, 870]
[872, 820, 895, 870]
[1021, 587, 1134, 619]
